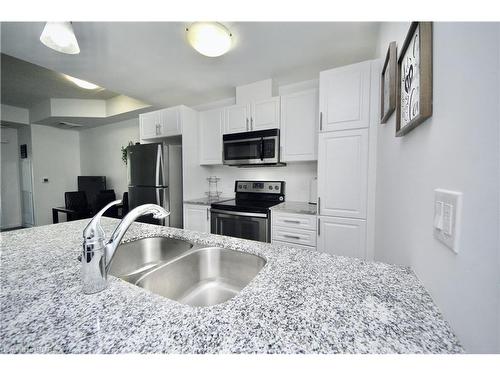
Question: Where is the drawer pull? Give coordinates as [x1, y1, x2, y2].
[283, 219, 301, 224]
[283, 234, 301, 240]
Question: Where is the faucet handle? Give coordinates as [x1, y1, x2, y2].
[83, 199, 122, 241]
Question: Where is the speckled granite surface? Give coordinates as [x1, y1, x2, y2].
[0, 218, 463, 354]
[272, 201, 317, 215]
[183, 197, 233, 206]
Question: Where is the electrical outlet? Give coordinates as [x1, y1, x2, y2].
[433, 189, 462, 253]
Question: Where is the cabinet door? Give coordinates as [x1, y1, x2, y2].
[140, 110, 160, 139]
[199, 108, 223, 165]
[280, 89, 318, 161]
[317, 216, 366, 259]
[159, 107, 181, 137]
[251, 97, 280, 131]
[183, 204, 210, 233]
[317, 129, 368, 219]
[224, 104, 249, 134]
[319, 61, 371, 132]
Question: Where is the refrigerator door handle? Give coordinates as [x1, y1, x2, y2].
[156, 188, 161, 206]
[155, 144, 164, 187]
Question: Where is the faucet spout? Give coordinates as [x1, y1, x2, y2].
[81, 203, 170, 294]
[104, 204, 170, 270]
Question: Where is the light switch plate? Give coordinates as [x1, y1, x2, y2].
[433, 189, 462, 253]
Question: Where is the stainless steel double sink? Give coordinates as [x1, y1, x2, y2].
[108, 237, 266, 307]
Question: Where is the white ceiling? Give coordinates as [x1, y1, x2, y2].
[1, 22, 381, 108]
[1, 53, 118, 108]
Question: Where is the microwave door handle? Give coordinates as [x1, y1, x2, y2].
[260, 138, 264, 161]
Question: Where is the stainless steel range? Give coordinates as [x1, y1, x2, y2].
[210, 180, 285, 243]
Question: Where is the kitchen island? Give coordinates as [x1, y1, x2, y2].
[0, 218, 463, 353]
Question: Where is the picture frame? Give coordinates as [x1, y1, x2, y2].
[396, 22, 433, 137]
[380, 41, 397, 124]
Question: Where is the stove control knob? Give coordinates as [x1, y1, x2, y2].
[274, 185, 279, 190]
[268, 186, 273, 190]
[238, 185, 242, 189]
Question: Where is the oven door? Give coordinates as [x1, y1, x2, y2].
[210, 209, 270, 242]
[223, 136, 278, 165]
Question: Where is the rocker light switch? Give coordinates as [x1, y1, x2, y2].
[443, 203, 454, 236]
[433, 189, 462, 253]
[433, 201, 444, 230]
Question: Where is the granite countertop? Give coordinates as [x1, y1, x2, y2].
[0, 218, 462, 354]
[183, 197, 233, 206]
[272, 201, 317, 215]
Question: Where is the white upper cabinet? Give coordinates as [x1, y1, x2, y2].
[317, 128, 368, 219]
[139, 110, 160, 139]
[224, 104, 249, 134]
[251, 97, 280, 131]
[159, 107, 181, 137]
[317, 216, 366, 258]
[199, 108, 224, 165]
[319, 61, 371, 132]
[223, 97, 280, 134]
[280, 89, 318, 162]
[140, 106, 183, 140]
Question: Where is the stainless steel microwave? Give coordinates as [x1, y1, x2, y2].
[223, 129, 281, 166]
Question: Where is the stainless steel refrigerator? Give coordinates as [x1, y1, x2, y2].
[127, 142, 183, 227]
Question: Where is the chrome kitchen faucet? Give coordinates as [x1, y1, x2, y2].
[81, 200, 170, 294]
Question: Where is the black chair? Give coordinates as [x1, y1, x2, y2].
[121, 192, 129, 218]
[95, 190, 119, 218]
[64, 191, 92, 221]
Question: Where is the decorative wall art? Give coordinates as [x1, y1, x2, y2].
[380, 41, 397, 124]
[396, 22, 433, 137]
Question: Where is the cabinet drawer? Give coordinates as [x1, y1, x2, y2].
[272, 226, 316, 247]
[272, 212, 317, 231]
[272, 240, 317, 252]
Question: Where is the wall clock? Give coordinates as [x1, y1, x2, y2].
[380, 41, 397, 124]
[396, 22, 433, 137]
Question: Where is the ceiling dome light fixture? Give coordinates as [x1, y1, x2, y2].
[186, 22, 232, 57]
[40, 22, 80, 54]
[64, 74, 100, 90]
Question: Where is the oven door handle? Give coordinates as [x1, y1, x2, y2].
[210, 208, 268, 218]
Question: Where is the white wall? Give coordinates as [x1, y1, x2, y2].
[204, 163, 317, 202]
[31, 124, 81, 226]
[374, 22, 500, 353]
[0, 127, 22, 229]
[1, 104, 30, 125]
[79, 118, 140, 196]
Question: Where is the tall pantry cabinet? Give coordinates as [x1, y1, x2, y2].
[317, 60, 379, 260]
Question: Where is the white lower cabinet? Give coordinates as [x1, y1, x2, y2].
[183, 204, 211, 233]
[271, 211, 317, 251]
[317, 216, 366, 259]
[317, 128, 368, 219]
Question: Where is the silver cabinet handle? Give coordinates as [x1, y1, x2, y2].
[283, 234, 301, 240]
[206, 207, 209, 220]
[319, 112, 323, 131]
[283, 219, 301, 224]
[251, 117, 253, 130]
[318, 218, 321, 236]
[246, 118, 249, 131]
[317, 197, 321, 215]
